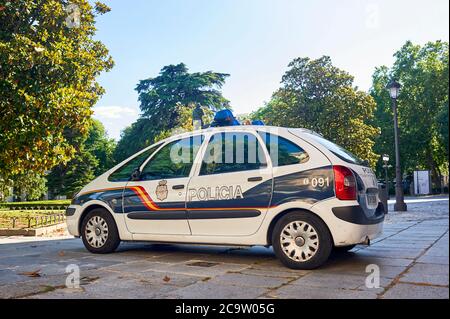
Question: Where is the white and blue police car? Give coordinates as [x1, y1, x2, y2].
[66, 111, 384, 269]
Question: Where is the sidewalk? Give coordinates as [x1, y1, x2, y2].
[0, 196, 448, 299]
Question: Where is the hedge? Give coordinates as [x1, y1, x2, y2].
[0, 200, 71, 210]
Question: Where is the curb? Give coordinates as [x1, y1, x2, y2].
[0, 223, 67, 236]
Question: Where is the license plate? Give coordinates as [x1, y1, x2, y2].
[367, 194, 377, 206]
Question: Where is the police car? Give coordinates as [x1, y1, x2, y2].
[66, 112, 385, 269]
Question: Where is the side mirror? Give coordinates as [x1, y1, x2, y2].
[130, 168, 141, 181]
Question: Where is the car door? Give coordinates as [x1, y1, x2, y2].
[186, 130, 272, 236]
[123, 135, 203, 235]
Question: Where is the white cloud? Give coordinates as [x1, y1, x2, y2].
[93, 105, 139, 119]
[93, 105, 140, 140]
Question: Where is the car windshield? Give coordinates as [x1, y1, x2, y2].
[300, 131, 364, 165]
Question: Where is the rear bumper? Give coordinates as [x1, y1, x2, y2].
[311, 198, 385, 247]
[332, 218, 384, 247]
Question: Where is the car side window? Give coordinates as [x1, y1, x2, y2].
[258, 132, 309, 166]
[200, 132, 267, 175]
[140, 135, 203, 180]
[108, 144, 161, 182]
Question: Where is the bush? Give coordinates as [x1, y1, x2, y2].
[0, 200, 71, 210]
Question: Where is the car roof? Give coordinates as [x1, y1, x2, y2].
[163, 125, 316, 140]
[161, 126, 321, 146]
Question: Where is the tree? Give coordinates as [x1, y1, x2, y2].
[114, 63, 228, 162]
[0, 176, 13, 201]
[12, 172, 47, 201]
[0, 0, 114, 178]
[371, 41, 449, 190]
[252, 56, 380, 167]
[47, 150, 97, 198]
[114, 103, 214, 163]
[84, 119, 116, 176]
[46, 119, 115, 198]
[136, 63, 229, 128]
[436, 102, 449, 158]
[370, 66, 396, 179]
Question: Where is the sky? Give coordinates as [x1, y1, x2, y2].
[91, 0, 449, 140]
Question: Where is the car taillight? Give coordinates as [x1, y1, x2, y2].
[333, 165, 357, 200]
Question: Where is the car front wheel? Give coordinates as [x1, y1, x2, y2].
[272, 211, 333, 269]
[81, 208, 120, 254]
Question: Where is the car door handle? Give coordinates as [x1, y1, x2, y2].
[247, 176, 263, 182]
[172, 184, 185, 190]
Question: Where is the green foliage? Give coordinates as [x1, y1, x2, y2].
[436, 102, 449, 158]
[46, 119, 116, 198]
[114, 64, 226, 162]
[94, 1, 110, 14]
[0, 176, 13, 201]
[136, 63, 229, 127]
[85, 119, 116, 176]
[371, 41, 449, 187]
[12, 171, 47, 201]
[252, 56, 380, 167]
[113, 118, 158, 163]
[370, 66, 395, 178]
[0, 199, 70, 208]
[0, 0, 114, 177]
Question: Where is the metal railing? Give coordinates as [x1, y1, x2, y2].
[0, 213, 66, 229]
[6, 205, 69, 211]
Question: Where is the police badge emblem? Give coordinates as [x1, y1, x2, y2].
[155, 180, 168, 201]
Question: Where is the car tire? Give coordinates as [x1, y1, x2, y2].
[333, 245, 356, 253]
[272, 211, 333, 270]
[81, 208, 120, 254]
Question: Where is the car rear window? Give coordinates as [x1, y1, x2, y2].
[292, 130, 364, 165]
[258, 132, 309, 166]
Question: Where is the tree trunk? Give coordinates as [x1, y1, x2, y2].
[436, 165, 443, 194]
[428, 150, 442, 194]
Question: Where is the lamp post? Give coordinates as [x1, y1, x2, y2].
[386, 80, 407, 211]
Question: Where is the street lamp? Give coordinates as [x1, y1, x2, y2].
[386, 80, 407, 211]
[382, 154, 391, 199]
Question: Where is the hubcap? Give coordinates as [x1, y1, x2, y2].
[295, 236, 305, 247]
[85, 216, 109, 248]
[280, 221, 319, 262]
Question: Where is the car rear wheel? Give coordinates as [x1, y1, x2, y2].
[272, 211, 333, 269]
[81, 208, 120, 254]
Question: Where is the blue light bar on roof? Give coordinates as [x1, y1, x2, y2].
[210, 109, 240, 127]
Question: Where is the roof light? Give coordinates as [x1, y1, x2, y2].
[210, 109, 240, 127]
[251, 120, 265, 126]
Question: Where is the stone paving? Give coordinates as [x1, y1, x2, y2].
[0, 196, 448, 299]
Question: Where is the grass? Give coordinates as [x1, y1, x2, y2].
[0, 200, 68, 229]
